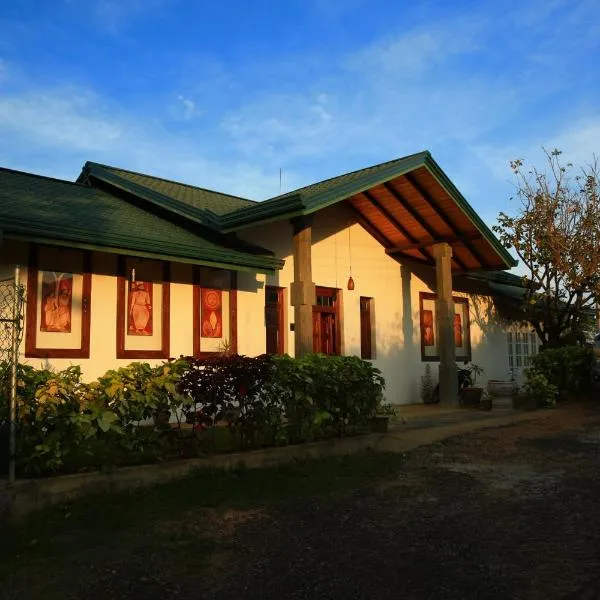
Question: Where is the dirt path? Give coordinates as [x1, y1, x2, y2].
[201, 403, 600, 600]
[3, 402, 600, 600]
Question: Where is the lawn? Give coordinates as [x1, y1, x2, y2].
[0, 451, 402, 600]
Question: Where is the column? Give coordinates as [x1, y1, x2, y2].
[433, 243, 458, 405]
[290, 216, 316, 357]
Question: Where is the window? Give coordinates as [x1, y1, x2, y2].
[316, 294, 335, 307]
[360, 297, 374, 359]
[419, 292, 471, 362]
[507, 330, 539, 370]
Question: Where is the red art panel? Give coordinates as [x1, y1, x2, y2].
[421, 309, 435, 347]
[40, 272, 73, 333]
[201, 288, 222, 338]
[454, 313, 463, 347]
[128, 281, 153, 336]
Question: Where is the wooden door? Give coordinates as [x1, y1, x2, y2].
[265, 286, 284, 354]
[313, 286, 339, 355]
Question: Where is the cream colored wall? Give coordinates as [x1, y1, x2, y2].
[2, 208, 514, 402]
[2, 242, 226, 380]
[240, 204, 513, 404]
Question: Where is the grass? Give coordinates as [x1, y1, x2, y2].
[0, 451, 403, 598]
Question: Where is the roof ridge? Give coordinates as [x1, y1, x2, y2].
[264, 150, 430, 202]
[85, 162, 257, 204]
[0, 166, 89, 188]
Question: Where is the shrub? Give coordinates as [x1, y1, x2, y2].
[1, 353, 386, 476]
[267, 354, 384, 439]
[178, 354, 275, 448]
[523, 369, 559, 407]
[530, 346, 594, 397]
[0, 365, 109, 475]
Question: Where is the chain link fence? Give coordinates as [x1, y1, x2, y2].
[1, 268, 25, 485]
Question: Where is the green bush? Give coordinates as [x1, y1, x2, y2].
[267, 354, 384, 440]
[1, 353, 386, 477]
[530, 346, 594, 397]
[523, 369, 559, 408]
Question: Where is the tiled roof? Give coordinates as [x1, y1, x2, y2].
[0, 167, 281, 273]
[82, 163, 255, 215]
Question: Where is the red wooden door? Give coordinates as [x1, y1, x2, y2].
[313, 287, 339, 355]
[265, 286, 284, 354]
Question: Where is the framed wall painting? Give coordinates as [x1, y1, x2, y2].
[193, 267, 237, 357]
[25, 245, 92, 359]
[419, 292, 471, 362]
[116, 257, 170, 359]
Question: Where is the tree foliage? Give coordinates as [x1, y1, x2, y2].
[493, 149, 600, 347]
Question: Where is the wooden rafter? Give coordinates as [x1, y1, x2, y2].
[360, 190, 434, 264]
[381, 181, 469, 271]
[385, 232, 481, 254]
[403, 172, 489, 268]
[348, 205, 394, 249]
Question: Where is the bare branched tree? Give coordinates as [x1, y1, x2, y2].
[493, 149, 600, 348]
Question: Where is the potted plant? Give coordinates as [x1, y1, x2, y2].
[369, 402, 395, 433]
[460, 363, 484, 407]
[487, 368, 517, 397]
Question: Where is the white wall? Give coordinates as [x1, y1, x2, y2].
[240, 204, 513, 404]
[0, 242, 245, 380]
[2, 206, 515, 402]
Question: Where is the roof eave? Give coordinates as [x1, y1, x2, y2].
[0, 224, 284, 274]
[86, 164, 223, 231]
[423, 155, 517, 270]
[221, 152, 432, 233]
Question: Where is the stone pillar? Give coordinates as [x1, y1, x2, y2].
[290, 216, 316, 357]
[433, 243, 458, 405]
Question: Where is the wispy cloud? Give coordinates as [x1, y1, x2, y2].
[80, 0, 176, 32]
[1, 0, 599, 215]
[0, 88, 121, 151]
[346, 18, 482, 78]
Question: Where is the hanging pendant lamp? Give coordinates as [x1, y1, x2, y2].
[347, 226, 355, 290]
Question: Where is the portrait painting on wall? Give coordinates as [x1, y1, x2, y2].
[40, 272, 73, 333]
[421, 309, 435, 346]
[419, 292, 471, 362]
[201, 288, 222, 338]
[128, 281, 153, 336]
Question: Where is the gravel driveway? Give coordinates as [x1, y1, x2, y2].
[3, 402, 600, 600]
[202, 403, 600, 600]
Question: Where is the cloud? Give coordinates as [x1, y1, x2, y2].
[176, 95, 199, 120]
[80, 0, 177, 32]
[346, 18, 482, 78]
[2, 0, 599, 215]
[0, 89, 122, 151]
[0, 82, 299, 199]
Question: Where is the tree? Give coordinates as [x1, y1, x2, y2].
[493, 149, 600, 348]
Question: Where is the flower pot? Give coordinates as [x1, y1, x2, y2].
[461, 387, 484, 407]
[487, 380, 517, 397]
[369, 416, 389, 433]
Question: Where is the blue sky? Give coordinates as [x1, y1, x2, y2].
[1, 0, 599, 228]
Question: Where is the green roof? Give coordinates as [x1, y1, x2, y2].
[219, 151, 431, 230]
[218, 151, 517, 270]
[0, 167, 282, 273]
[80, 162, 255, 215]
